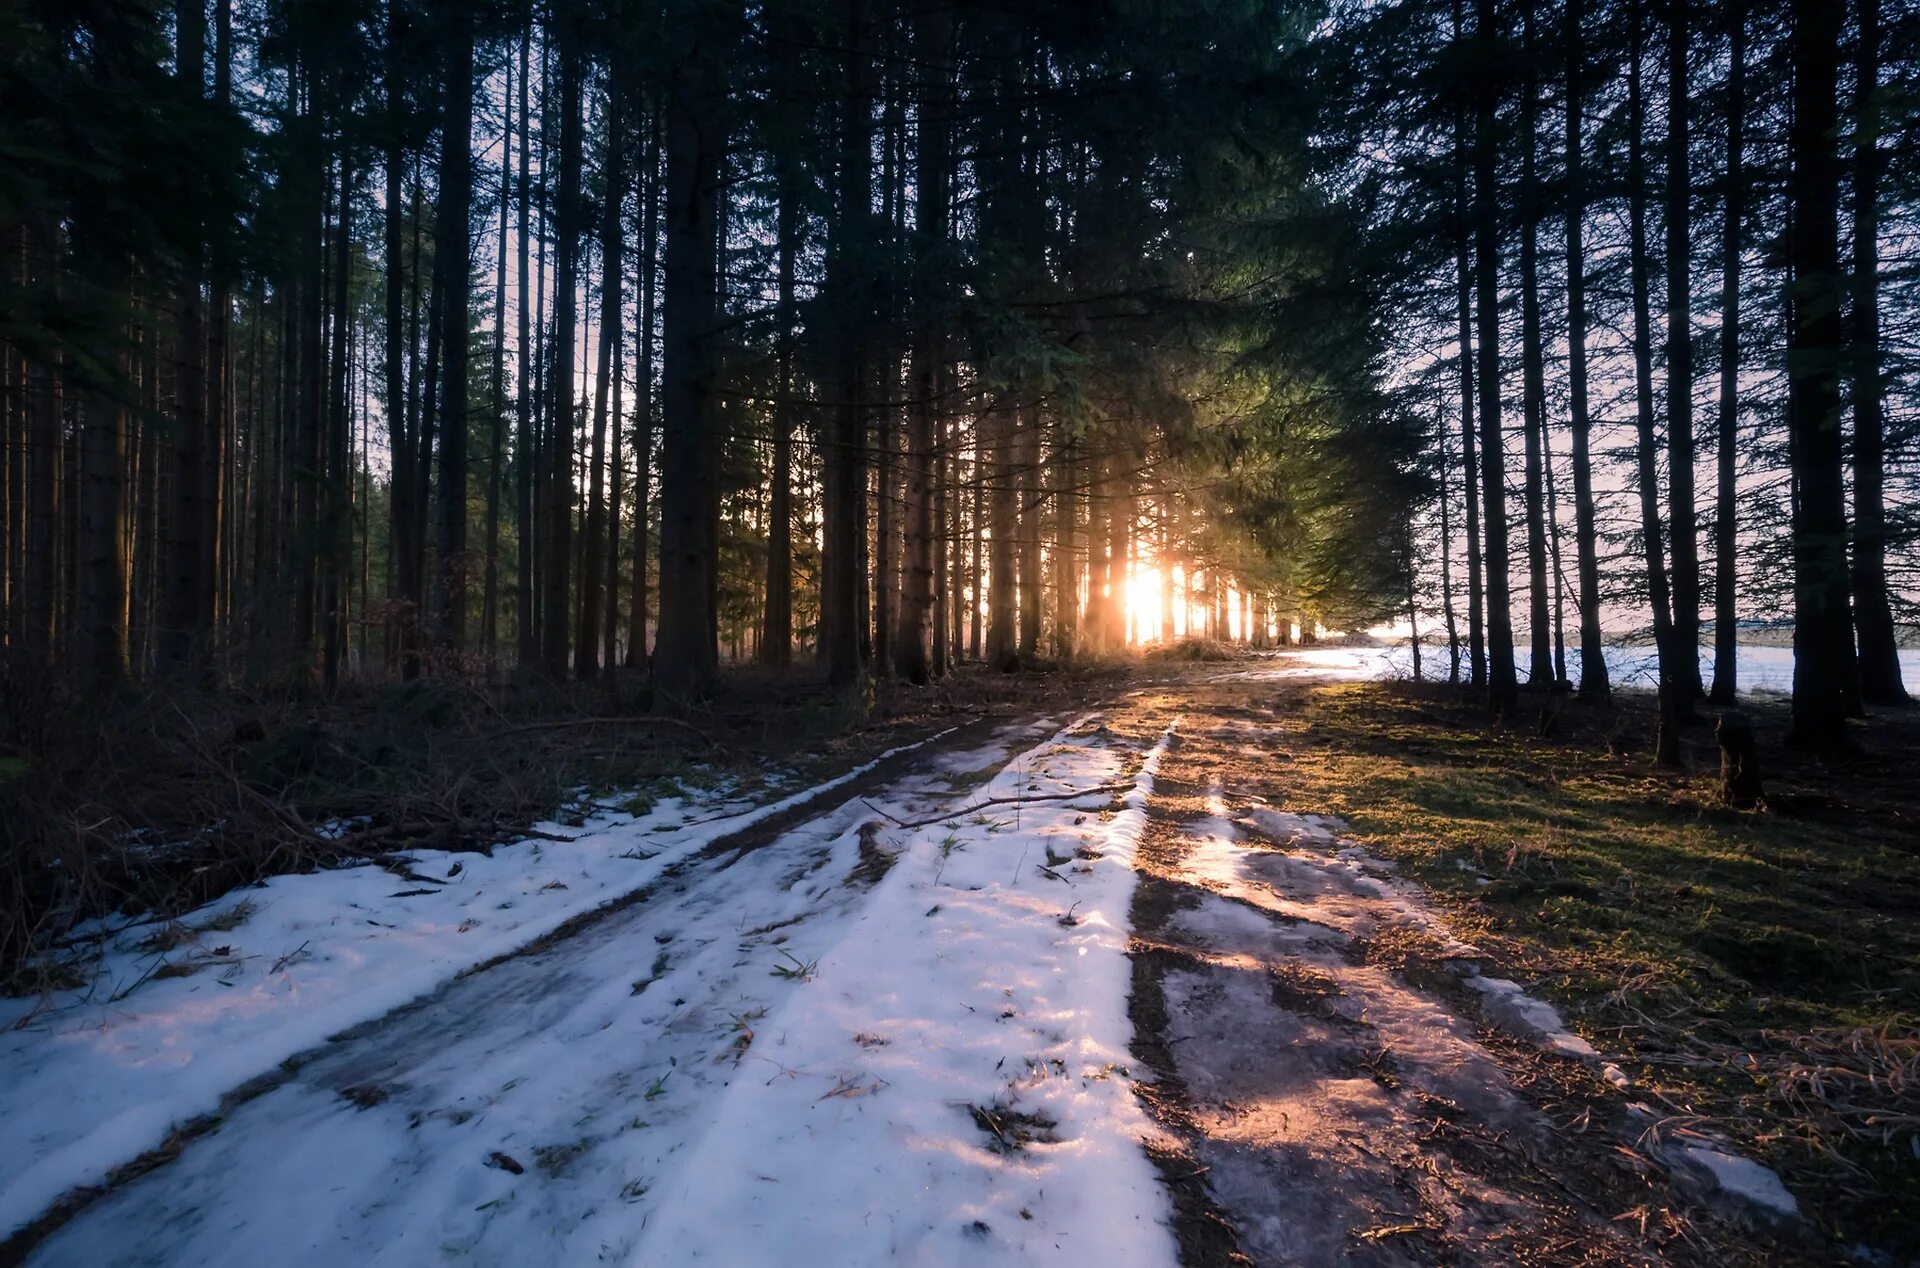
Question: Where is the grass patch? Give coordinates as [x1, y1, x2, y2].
[1275, 679, 1920, 1254]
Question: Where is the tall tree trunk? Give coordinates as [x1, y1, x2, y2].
[1452, 0, 1485, 690]
[654, 16, 726, 698]
[1564, 0, 1607, 700]
[80, 276, 130, 685]
[984, 397, 1018, 670]
[1472, 0, 1517, 716]
[323, 159, 357, 689]
[1439, 428, 1461, 684]
[207, 0, 233, 652]
[761, 164, 797, 668]
[1785, 0, 1853, 749]
[158, 0, 207, 674]
[1052, 433, 1078, 660]
[484, 46, 510, 667]
[1709, 1, 1745, 704]
[22, 216, 61, 674]
[894, 2, 948, 684]
[577, 94, 623, 680]
[1518, 0, 1552, 688]
[432, 14, 473, 663]
[1017, 406, 1043, 658]
[1629, 0, 1684, 764]
[1849, 0, 1908, 707]
[627, 113, 659, 667]
[1665, 0, 1703, 706]
[1104, 460, 1128, 650]
[514, 31, 536, 666]
[541, 40, 582, 680]
[821, 0, 869, 686]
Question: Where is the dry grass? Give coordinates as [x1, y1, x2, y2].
[1270, 679, 1920, 1255]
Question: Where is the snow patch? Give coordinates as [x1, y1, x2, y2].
[624, 718, 1182, 1266]
[1681, 1147, 1800, 1218]
[0, 731, 951, 1240]
[1460, 974, 1598, 1059]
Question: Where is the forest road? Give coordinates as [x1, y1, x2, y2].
[16, 665, 1790, 1267]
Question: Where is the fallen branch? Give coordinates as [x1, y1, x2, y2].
[869, 782, 1134, 832]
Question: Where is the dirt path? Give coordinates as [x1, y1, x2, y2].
[1119, 676, 1803, 1267]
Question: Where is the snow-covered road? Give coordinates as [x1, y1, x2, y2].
[16, 709, 1183, 1268]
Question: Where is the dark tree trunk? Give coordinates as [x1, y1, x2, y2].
[541, 41, 582, 681]
[1849, 0, 1908, 707]
[1052, 433, 1078, 660]
[433, 14, 474, 661]
[1665, 0, 1702, 707]
[1519, 0, 1551, 688]
[821, 0, 869, 687]
[1564, 0, 1607, 700]
[654, 18, 726, 698]
[484, 44, 511, 666]
[323, 158, 357, 689]
[1452, 0, 1485, 690]
[81, 375, 129, 685]
[628, 114, 660, 668]
[1439, 428, 1461, 684]
[514, 32, 536, 667]
[1709, 2, 1745, 704]
[1629, 0, 1685, 765]
[158, 0, 207, 674]
[1472, 0, 1517, 716]
[893, 2, 948, 684]
[22, 217, 61, 673]
[1786, 0, 1855, 749]
[577, 93, 622, 680]
[984, 397, 1018, 670]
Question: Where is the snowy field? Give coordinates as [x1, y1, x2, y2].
[1243, 642, 1920, 697]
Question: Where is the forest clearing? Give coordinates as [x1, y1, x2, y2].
[5, 0, 1920, 1261]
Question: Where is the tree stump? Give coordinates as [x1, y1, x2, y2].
[1717, 710, 1765, 808]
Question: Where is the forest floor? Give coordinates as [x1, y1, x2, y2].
[2, 652, 1913, 1266]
